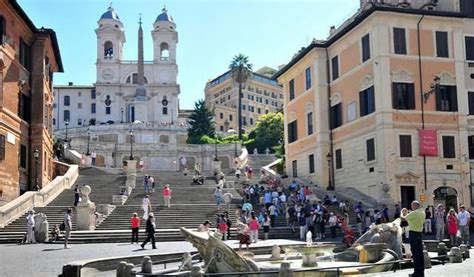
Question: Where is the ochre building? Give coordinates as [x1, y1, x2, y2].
[274, 0, 474, 208]
[0, 0, 63, 204]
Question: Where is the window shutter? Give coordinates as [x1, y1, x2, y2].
[469, 135, 474, 159]
[435, 86, 442, 111]
[450, 86, 458, 111]
[466, 37, 474, 61]
[359, 91, 366, 116]
[407, 84, 416, 109]
[394, 28, 407, 55]
[0, 134, 5, 160]
[469, 92, 474, 115]
[392, 83, 399, 109]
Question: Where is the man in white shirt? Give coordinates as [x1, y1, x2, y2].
[91, 151, 97, 166]
[268, 204, 277, 227]
[457, 205, 471, 246]
[26, 210, 36, 244]
[63, 208, 72, 249]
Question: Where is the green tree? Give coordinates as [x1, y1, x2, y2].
[229, 54, 252, 140]
[186, 100, 215, 144]
[245, 112, 284, 153]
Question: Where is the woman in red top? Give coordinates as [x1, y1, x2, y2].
[162, 184, 172, 208]
[218, 215, 229, 241]
[130, 213, 140, 244]
[249, 213, 260, 243]
[447, 209, 458, 246]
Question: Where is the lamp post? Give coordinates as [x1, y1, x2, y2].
[214, 141, 219, 161]
[86, 128, 91, 155]
[326, 152, 333, 191]
[129, 129, 134, 160]
[33, 148, 39, 191]
[64, 120, 69, 142]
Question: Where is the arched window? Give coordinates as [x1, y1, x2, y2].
[126, 73, 148, 84]
[160, 42, 169, 61]
[104, 41, 114, 59]
[64, 95, 70, 106]
[63, 110, 70, 122]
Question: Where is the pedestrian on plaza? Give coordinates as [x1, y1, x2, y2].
[249, 213, 260, 243]
[401, 200, 425, 277]
[331, 196, 339, 206]
[400, 208, 409, 242]
[130, 213, 140, 244]
[248, 166, 253, 179]
[447, 209, 458, 246]
[224, 212, 232, 239]
[183, 167, 189, 176]
[197, 220, 211, 232]
[142, 195, 151, 219]
[149, 176, 155, 193]
[287, 205, 297, 232]
[237, 221, 251, 252]
[424, 207, 432, 234]
[328, 212, 338, 238]
[262, 214, 271, 240]
[235, 167, 241, 181]
[141, 213, 157, 249]
[218, 215, 229, 241]
[298, 210, 307, 240]
[63, 208, 72, 249]
[381, 204, 389, 223]
[457, 205, 471, 246]
[26, 210, 36, 244]
[91, 151, 97, 166]
[434, 204, 446, 241]
[143, 175, 150, 194]
[214, 186, 223, 210]
[73, 184, 80, 206]
[268, 203, 277, 227]
[162, 184, 172, 208]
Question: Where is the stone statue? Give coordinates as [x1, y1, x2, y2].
[76, 185, 96, 230]
[265, 148, 270, 155]
[253, 148, 258, 155]
[270, 245, 281, 260]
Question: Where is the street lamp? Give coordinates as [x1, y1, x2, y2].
[422, 76, 441, 103]
[33, 148, 39, 191]
[64, 120, 69, 142]
[214, 141, 219, 161]
[326, 152, 334, 191]
[86, 128, 91, 155]
[129, 129, 134, 160]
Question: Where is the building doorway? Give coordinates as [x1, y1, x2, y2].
[433, 186, 458, 211]
[401, 186, 415, 208]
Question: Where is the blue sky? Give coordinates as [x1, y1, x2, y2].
[18, 0, 359, 109]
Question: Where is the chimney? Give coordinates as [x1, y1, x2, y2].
[68, 82, 73, 86]
[329, 26, 336, 35]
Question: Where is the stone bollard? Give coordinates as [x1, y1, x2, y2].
[270, 245, 281, 260]
[76, 185, 96, 230]
[449, 247, 463, 263]
[116, 261, 127, 277]
[460, 244, 470, 259]
[279, 262, 293, 277]
[34, 213, 49, 243]
[190, 265, 204, 277]
[141, 256, 152, 273]
[423, 250, 432, 269]
[123, 263, 134, 277]
[437, 242, 448, 256]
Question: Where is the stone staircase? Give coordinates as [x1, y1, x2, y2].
[0, 167, 125, 243]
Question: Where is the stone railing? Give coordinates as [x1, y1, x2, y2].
[261, 158, 283, 177]
[234, 147, 248, 169]
[0, 162, 79, 228]
[64, 149, 82, 165]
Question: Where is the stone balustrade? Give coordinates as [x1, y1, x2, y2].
[0, 162, 79, 227]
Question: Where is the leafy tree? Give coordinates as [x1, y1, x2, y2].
[186, 100, 215, 144]
[245, 112, 283, 153]
[229, 54, 252, 140]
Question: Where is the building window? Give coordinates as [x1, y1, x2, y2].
[307, 112, 313, 135]
[91, 103, 96, 114]
[305, 67, 312, 90]
[242, 104, 246, 111]
[19, 38, 31, 70]
[106, 107, 111, 114]
[335, 149, 342, 169]
[331, 56, 339, 81]
[242, 116, 247, 126]
[399, 135, 413, 158]
[257, 107, 261, 114]
[220, 126, 224, 131]
[78, 91, 82, 97]
[392, 83, 415, 110]
[362, 33, 371, 62]
[19, 144, 27, 169]
[18, 93, 31, 122]
[0, 16, 5, 45]
[64, 110, 70, 121]
[220, 112, 223, 119]
[288, 120, 298, 143]
[465, 36, 474, 60]
[292, 160, 298, 178]
[289, 79, 295, 101]
[330, 103, 342, 129]
[359, 86, 375, 117]
[436, 31, 449, 58]
[250, 118, 254, 125]
[91, 89, 96, 99]
[53, 118, 56, 126]
[469, 135, 474, 159]
[266, 109, 269, 114]
[366, 138, 375, 161]
[64, 95, 70, 106]
[77, 119, 82, 126]
[229, 114, 233, 121]
[394, 28, 407, 55]
[469, 92, 474, 115]
[104, 41, 114, 59]
[436, 85, 458, 112]
[77, 103, 82, 109]
[0, 135, 5, 160]
[163, 107, 168, 115]
[309, 154, 315, 174]
[442, 136, 455, 158]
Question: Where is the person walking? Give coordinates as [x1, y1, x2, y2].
[26, 210, 36, 244]
[214, 186, 223, 210]
[248, 213, 260, 243]
[447, 209, 458, 246]
[130, 213, 140, 244]
[401, 201, 425, 277]
[73, 185, 80, 206]
[262, 214, 271, 240]
[235, 167, 241, 181]
[457, 205, 471, 246]
[143, 175, 150, 194]
[149, 176, 155, 193]
[63, 208, 72, 249]
[237, 221, 250, 252]
[328, 212, 338, 238]
[268, 203, 277, 227]
[434, 204, 446, 241]
[162, 184, 172, 208]
[142, 195, 151, 219]
[141, 213, 157, 249]
[424, 207, 432, 234]
[218, 215, 229, 241]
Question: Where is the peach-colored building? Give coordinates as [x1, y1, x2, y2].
[205, 67, 283, 135]
[275, 0, 474, 208]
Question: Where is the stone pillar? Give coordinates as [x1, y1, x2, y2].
[141, 256, 152, 274]
[76, 185, 96, 230]
[423, 250, 432, 269]
[126, 160, 137, 175]
[34, 213, 49, 243]
[460, 244, 470, 259]
[190, 265, 204, 277]
[449, 247, 463, 263]
[117, 261, 127, 277]
[279, 262, 293, 277]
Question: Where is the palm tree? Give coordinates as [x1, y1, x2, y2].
[229, 54, 252, 140]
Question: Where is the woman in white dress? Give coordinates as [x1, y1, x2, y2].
[142, 195, 151, 220]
